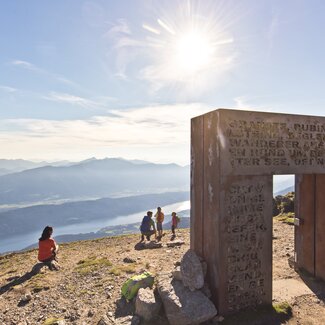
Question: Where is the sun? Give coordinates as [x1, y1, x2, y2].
[173, 30, 215, 75]
[140, 3, 235, 91]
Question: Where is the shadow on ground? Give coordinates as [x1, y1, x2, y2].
[216, 303, 293, 325]
[298, 269, 325, 302]
[0, 263, 49, 295]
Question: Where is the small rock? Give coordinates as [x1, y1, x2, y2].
[107, 311, 114, 317]
[97, 315, 112, 325]
[166, 240, 185, 247]
[20, 293, 32, 303]
[88, 310, 94, 317]
[172, 266, 182, 281]
[114, 316, 133, 324]
[145, 241, 163, 249]
[123, 257, 136, 263]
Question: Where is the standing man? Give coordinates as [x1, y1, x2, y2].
[155, 207, 165, 239]
[140, 211, 156, 242]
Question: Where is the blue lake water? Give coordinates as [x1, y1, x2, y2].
[0, 200, 190, 254]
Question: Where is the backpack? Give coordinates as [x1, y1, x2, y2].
[140, 215, 151, 232]
[121, 271, 154, 300]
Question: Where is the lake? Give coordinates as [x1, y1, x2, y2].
[0, 200, 190, 254]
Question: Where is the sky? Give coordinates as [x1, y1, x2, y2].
[1, 0, 325, 165]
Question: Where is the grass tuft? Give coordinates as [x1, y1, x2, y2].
[75, 256, 112, 274]
[43, 317, 64, 325]
[275, 213, 295, 225]
[273, 301, 292, 315]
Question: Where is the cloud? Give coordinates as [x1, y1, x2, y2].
[0, 85, 17, 93]
[42, 92, 117, 110]
[11, 60, 38, 71]
[105, 19, 132, 37]
[43, 92, 99, 109]
[10, 59, 77, 87]
[233, 96, 273, 112]
[0, 103, 213, 163]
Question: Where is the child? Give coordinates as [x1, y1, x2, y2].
[171, 212, 180, 237]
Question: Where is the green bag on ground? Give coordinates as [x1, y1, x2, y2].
[121, 271, 154, 300]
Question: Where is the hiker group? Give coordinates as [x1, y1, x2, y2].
[36, 207, 180, 270]
[140, 207, 180, 242]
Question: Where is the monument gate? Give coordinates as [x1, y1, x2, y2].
[191, 109, 325, 315]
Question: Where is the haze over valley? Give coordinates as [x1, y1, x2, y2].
[0, 157, 294, 253]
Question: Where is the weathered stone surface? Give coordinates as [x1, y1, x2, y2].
[135, 287, 161, 321]
[97, 315, 112, 325]
[216, 109, 325, 175]
[123, 257, 136, 263]
[134, 242, 163, 250]
[180, 250, 204, 291]
[201, 261, 207, 278]
[166, 240, 185, 247]
[200, 282, 212, 298]
[157, 274, 217, 325]
[113, 315, 137, 324]
[172, 266, 182, 281]
[19, 293, 32, 303]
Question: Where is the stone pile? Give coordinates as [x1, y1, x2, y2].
[134, 249, 217, 325]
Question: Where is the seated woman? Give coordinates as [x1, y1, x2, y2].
[38, 226, 59, 270]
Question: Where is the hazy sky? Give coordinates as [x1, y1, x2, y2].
[1, 0, 325, 165]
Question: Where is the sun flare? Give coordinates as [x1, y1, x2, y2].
[139, 2, 235, 92]
[174, 31, 215, 74]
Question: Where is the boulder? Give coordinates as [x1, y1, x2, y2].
[135, 287, 161, 321]
[157, 274, 217, 325]
[180, 250, 204, 291]
[200, 282, 212, 298]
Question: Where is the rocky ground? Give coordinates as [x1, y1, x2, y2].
[0, 220, 325, 325]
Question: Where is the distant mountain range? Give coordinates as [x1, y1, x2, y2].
[0, 158, 190, 205]
[274, 185, 294, 196]
[0, 159, 73, 176]
[0, 191, 189, 240]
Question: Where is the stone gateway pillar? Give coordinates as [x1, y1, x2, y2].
[190, 109, 325, 315]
